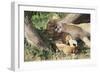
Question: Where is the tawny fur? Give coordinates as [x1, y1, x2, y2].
[56, 43, 78, 55]
[46, 20, 90, 48]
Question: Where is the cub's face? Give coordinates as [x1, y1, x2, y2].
[64, 34, 77, 47]
[68, 39, 77, 47]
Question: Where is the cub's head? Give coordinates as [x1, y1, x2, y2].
[64, 33, 77, 47]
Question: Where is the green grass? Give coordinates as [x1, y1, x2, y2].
[24, 43, 90, 61]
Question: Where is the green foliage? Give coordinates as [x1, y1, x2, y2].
[31, 12, 66, 29]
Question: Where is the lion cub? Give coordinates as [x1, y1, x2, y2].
[54, 32, 78, 55]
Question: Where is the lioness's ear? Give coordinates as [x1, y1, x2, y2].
[48, 19, 57, 24]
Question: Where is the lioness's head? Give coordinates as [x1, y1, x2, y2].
[46, 20, 63, 35]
